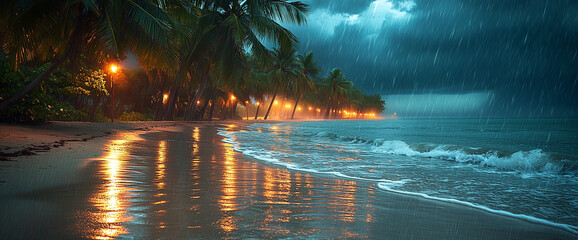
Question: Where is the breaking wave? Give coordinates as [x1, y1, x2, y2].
[315, 131, 573, 175]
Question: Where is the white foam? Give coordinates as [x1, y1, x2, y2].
[218, 126, 578, 235]
[372, 140, 563, 174]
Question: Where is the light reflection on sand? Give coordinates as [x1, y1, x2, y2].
[76, 126, 377, 239]
[218, 138, 239, 232]
[85, 137, 133, 239]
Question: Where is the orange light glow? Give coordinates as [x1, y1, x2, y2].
[308, 107, 312, 111]
[297, 107, 301, 111]
[231, 95, 236, 100]
[246, 101, 249, 104]
[256, 102, 260, 105]
[274, 101, 279, 105]
[110, 64, 118, 73]
[285, 104, 291, 108]
[163, 94, 168, 104]
[197, 100, 200, 104]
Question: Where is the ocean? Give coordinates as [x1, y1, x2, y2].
[219, 118, 578, 233]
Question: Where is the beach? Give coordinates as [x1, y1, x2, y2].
[0, 121, 576, 239]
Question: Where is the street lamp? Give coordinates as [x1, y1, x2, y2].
[110, 64, 118, 122]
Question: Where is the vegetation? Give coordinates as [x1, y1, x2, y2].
[0, 0, 384, 123]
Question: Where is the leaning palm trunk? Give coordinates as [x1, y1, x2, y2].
[196, 84, 218, 121]
[207, 99, 216, 121]
[183, 93, 196, 121]
[0, 53, 68, 111]
[87, 95, 102, 121]
[254, 104, 261, 119]
[187, 66, 211, 121]
[163, 79, 180, 121]
[291, 93, 301, 119]
[324, 98, 332, 119]
[264, 80, 280, 120]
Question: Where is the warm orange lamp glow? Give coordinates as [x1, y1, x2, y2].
[274, 101, 278, 105]
[163, 94, 168, 104]
[110, 65, 118, 73]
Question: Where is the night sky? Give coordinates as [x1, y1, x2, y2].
[284, 0, 578, 118]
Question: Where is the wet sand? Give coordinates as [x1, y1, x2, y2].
[0, 123, 576, 239]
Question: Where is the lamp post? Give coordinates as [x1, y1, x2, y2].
[245, 101, 249, 120]
[230, 95, 236, 119]
[110, 64, 118, 122]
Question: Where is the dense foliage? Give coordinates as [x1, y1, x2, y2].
[0, 0, 385, 122]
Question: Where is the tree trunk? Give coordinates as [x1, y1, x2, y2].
[219, 102, 228, 120]
[231, 102, 238, 119]
[163, 80, 180, 121]
[183, 93, 195, 121]
[324, 98, 332, 119]
[188, 66, 211, 120]
[87, 95, 102, 122]
[196, 84, 218, 121]
[254, 104, 260, 120]
[291, 93, 301, 119]
[208, 99, 216, 121]
[264, 80, 280, 120]
[0, 53, 69, 111]
[153, 70, 168, 121]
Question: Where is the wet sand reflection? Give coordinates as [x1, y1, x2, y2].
[2, 125, 576, 239]
[84, 135, 134, 239]
[76, 126, 381, 239]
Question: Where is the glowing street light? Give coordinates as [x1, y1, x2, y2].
[245, 101, 250, 120]
[231, 95, 236, 100]
[110, 64, 118, 123]
[163, 94, 169, 104]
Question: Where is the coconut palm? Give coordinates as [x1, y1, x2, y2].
[0, 0, 176, 111]
[322, 68, 352, 119]
[178, 0, 308, 121]
[263, 47, 300, 120]
[290, 51, 320, 119]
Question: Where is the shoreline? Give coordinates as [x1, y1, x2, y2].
[0, 121, 576, 239]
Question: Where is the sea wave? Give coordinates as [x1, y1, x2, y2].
[314, 130, 572, 175]
[218, 126, 578, 235]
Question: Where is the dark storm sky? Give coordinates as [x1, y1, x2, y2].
[284, 0, 578, 117]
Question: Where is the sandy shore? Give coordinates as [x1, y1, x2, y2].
[0, 121, 190, 161]
[0, 122, 576, 239]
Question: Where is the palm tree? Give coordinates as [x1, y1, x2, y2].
[290, 51, 320, 119]
[0, 0, 175, 111]
[180, 0, 308, 121]
[322, 68, 352, 119]
[263, 47, 300, 120]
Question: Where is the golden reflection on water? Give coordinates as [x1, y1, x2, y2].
[155, 140, 168, 229]
[218, 135, 239, 232]
[191, 127, 201, 202]
[335, 179, 358, 223]
[85, 135, 135, 239]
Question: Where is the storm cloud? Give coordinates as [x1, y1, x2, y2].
[286, 0, 578, 117]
